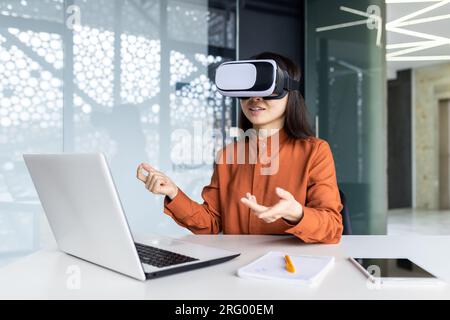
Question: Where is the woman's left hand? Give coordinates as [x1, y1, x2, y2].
[240, 187, 303, 224]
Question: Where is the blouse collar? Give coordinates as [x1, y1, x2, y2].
[243, 127, 290, 146]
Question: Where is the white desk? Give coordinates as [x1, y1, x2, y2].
[0, 235, 449, 299]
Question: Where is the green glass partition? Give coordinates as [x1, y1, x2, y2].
[305, 0, 387, 234]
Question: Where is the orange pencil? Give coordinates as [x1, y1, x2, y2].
[285, 255, 296, 273]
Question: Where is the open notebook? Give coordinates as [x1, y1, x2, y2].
[237, 251, 335, 287]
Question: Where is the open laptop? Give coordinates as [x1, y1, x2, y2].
[23, 153, 240, 281]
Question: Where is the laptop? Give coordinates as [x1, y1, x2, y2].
[23, 153, 240, 281]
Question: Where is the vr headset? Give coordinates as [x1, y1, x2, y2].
[214, 59, 301, 100]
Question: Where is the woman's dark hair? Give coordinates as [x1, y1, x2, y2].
[238, 52, 314, 139]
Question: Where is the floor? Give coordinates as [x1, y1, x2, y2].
[387, 208, 450, 235]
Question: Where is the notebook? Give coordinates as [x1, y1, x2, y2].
[237, 251, 335, 287]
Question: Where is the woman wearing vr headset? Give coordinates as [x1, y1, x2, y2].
[137, 52, 343, 244]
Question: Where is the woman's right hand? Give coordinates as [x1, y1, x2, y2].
[136, 163, 178, 200]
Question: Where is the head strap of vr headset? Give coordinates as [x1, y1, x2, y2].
[282, 70, 301, 92]
[266, 69, 301, 100]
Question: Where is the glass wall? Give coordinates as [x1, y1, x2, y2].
[305, 0, 387, 234]
[0, 0, 237, 265]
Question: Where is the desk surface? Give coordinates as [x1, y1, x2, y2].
[1, 235, 449, 300]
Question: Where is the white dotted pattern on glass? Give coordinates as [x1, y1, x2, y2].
[73, 25, 115, 108]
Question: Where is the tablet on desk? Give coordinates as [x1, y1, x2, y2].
[349, 257, 446, 287]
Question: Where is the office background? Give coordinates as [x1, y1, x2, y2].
[1, 0, 450, 266]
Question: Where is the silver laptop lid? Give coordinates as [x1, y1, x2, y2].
[24, 153, 146, 281]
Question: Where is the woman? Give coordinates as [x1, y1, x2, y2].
[136, 52, 343, 244]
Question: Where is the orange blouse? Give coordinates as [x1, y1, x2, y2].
[164, 128, 343, 244]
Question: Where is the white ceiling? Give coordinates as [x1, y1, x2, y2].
[387, 0, 450, 78]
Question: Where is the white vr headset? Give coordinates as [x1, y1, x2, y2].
[214, 59, 301, 100]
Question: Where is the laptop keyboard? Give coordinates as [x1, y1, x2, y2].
[135, 242, 198, 268]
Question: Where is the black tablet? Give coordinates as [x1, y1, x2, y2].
[349, 257, 445, 287]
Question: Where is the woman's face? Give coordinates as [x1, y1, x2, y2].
[240, 95, 288, 129]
